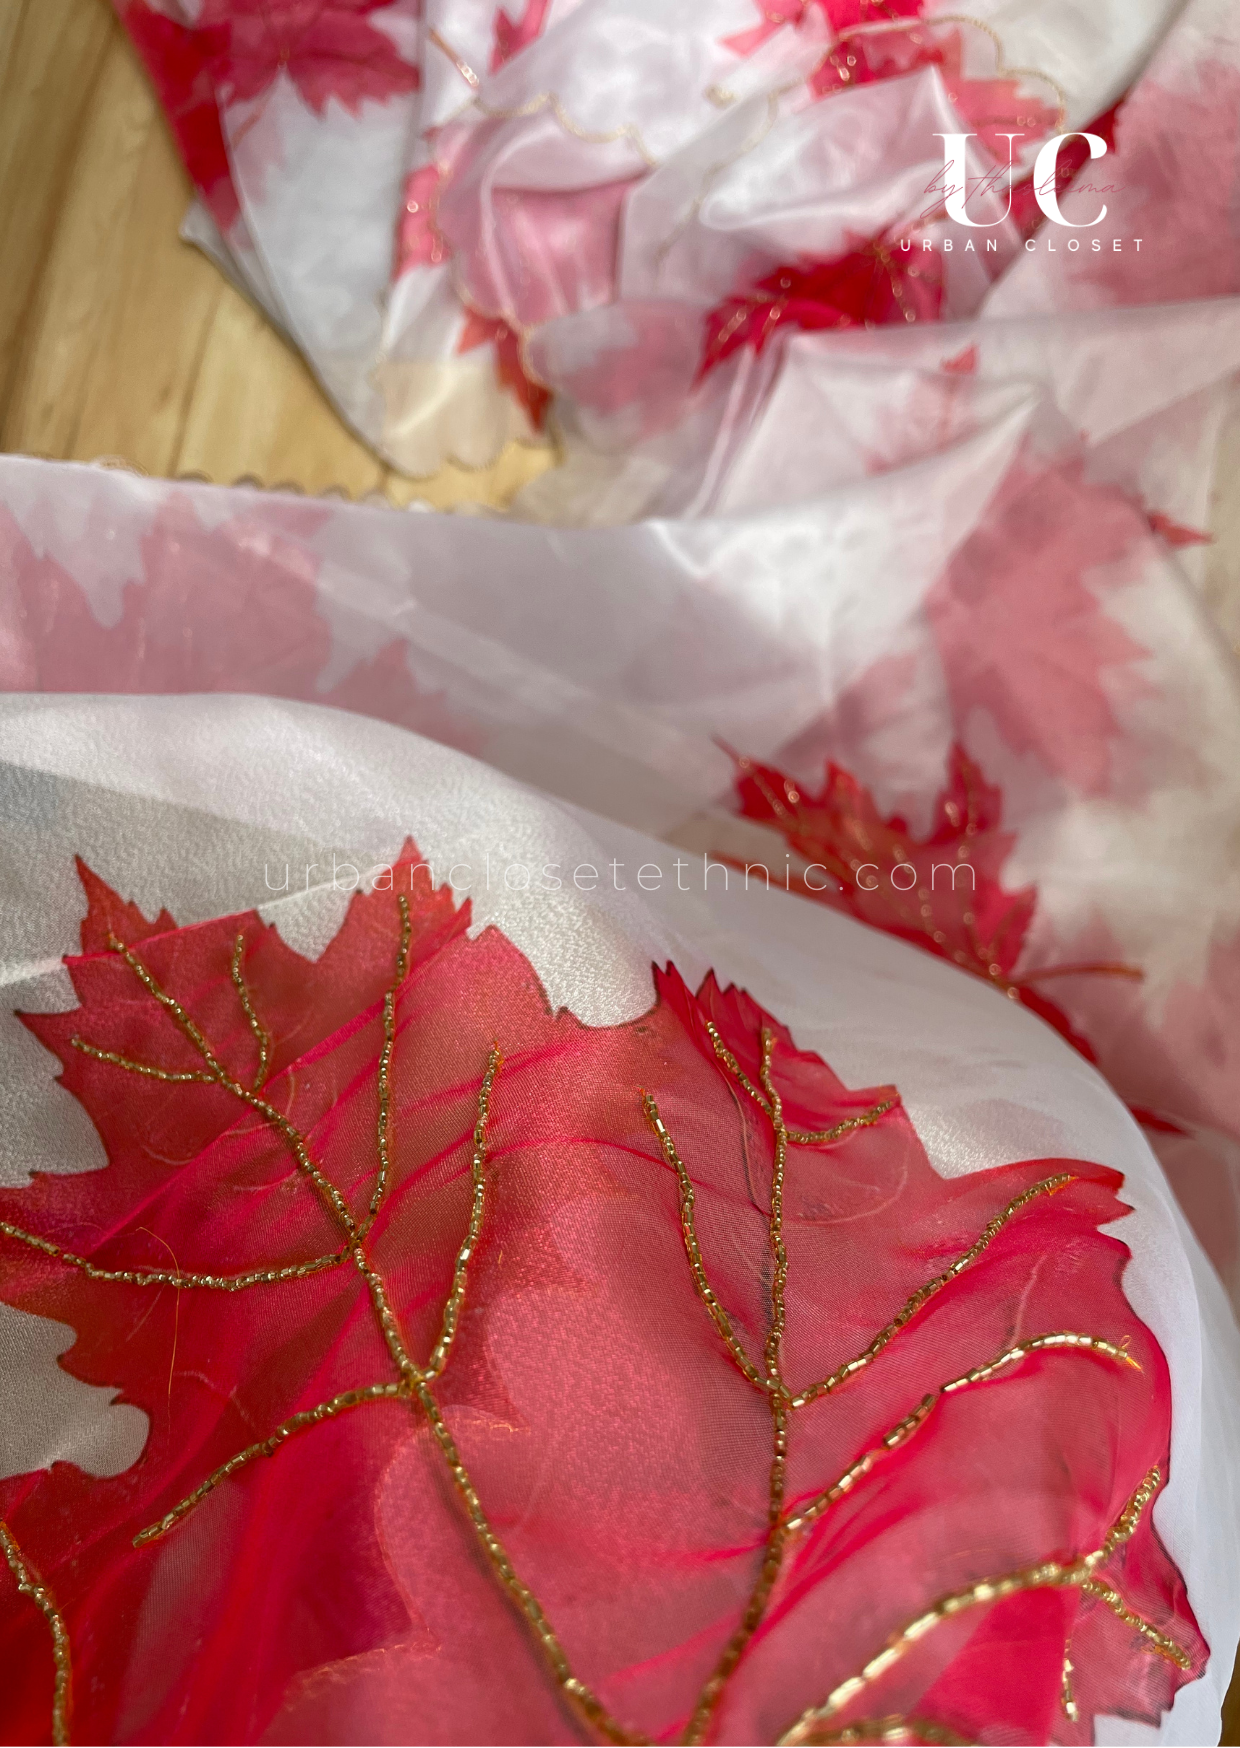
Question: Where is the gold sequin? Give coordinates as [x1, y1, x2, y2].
[0, 1520, 72, 1746]
[426, 25, 480, 89]
[1061, 1651, 1079, 1721]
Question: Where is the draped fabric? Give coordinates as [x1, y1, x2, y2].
[3, 0, 1240, 1742]
[1, 698, 1238, 1747]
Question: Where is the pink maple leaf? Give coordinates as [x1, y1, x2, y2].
[0, 500, 479, 752]
[1047, 918, 1240, 1152]
[1054, 65, 1240, 304]
[926, 459, 1154, 795]
[1012, 913, 1240, 1300]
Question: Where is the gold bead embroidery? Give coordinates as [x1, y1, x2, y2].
[63, 924, 639, 1746]
[783, 1334, 1140, 1534]
[789, 1174, 1076, 1410]
[778, 1469, 1188, 1744]
[2, 905, 1187, 1746]
[133, 1384, 405, 1547]
[644, 1090, 767, 1392]
[701, 1020, 897, 1147]
[1080, 1580, 1193, 1670]
[788, 1720, 970, 1747]
[0, 1219, 347, 1290]
[69, 1037, 213, 1082]
[98, 931, 360, 1238]
[644, 1039, 1174, 1747]
[361, 895, 412, 1237]
[411, 1374, 642, 1745]
[230, 932, 271, 1091]
[1061, 1651, 1079, 1722]
[680, 1030, 795, 1745]
[0, 1519, 72, 1746]
[425, 1044, 501, 1379]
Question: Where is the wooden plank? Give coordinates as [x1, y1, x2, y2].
[2, 15, 192, 462]
[0, 0, 552, 504]
[173, 277, 389, 499]
[0, 0, 115, 429]
[62, 37, 228, 476]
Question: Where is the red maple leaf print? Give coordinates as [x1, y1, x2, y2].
[725, 742, 1137, 1056]
[0, 499, 480, 754]
[458, 308, 551, 428]
[115, 0, 240, 228]
[198, 0, 418, 116]
[0, 854, 1204, 1741]
[940, 342, 978, 375]
[700, 238, 943, 375]
[491, 0, 554, 71]
[722, 0, 921, 60]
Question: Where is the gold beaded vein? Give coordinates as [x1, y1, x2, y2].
[0, 1520, 72, 1746]
[4, 913, 640, 1747]
[0, 911, 1190, 1745]
[644, 1042, 1181, 1745]
[777, 1468, 1189, 1744]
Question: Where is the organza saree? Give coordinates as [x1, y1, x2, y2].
[3, 0, 1240, 1742]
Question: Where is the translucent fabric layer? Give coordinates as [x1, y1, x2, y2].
[0, 697, 1237, 1746]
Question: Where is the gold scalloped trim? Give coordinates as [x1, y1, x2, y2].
[832, 13, 1069, 132]
[18, 443, 557, 513]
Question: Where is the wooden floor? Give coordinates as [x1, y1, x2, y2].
[0, 0, 544, 508]
[1, 0, 1239, 1738]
